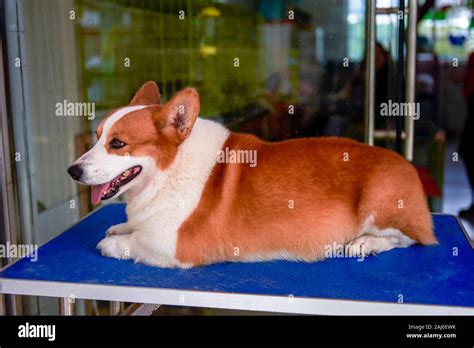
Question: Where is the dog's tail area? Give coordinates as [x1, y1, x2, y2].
[358, 154, 438, 246]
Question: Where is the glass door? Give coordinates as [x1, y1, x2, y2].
[3, 0, 86, 314]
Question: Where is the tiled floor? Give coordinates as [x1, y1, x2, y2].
[442, 140, 474, 239]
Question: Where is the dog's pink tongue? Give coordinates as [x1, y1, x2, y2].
[91, 183, 110, 205]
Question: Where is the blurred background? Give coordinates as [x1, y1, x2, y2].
[1, 0, 473, 315]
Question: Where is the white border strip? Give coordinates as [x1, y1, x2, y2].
[1, 278, 473, 315]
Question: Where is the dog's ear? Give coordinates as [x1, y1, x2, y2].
[130, 81, 161, 105]
[154, 88, 200, 143]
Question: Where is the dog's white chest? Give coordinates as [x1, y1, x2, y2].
[119, 119, 229, 267]
[126, 182, 204, 262]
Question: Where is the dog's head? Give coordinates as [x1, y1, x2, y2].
[67, 81, 200, 204]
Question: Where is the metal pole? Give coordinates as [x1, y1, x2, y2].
[121, 303, 162, 316]
[110, 301, 122, 315]
[59, 297, 75, 316]
[396, 0, 406, 154]
[364, 0, 376, 146]
[404, 0, 417, 160]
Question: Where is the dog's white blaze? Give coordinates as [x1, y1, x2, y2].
[90, 104, 148, 151]
[98, 118, 230, 267]
[108, 105, 145, 131]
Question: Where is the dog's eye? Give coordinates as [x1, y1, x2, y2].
[110, 138, 126, 149]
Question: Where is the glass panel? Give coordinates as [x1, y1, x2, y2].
[3, 0, 369, 314]
[76, 0, 368, 141]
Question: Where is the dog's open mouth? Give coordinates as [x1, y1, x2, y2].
[91, 166, 142, 205]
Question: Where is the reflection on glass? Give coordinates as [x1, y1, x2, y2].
[77, 0, 367, 141]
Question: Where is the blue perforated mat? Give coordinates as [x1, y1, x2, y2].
[1, 203, 473, 307]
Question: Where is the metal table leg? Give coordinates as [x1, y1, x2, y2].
[110, 301, 122, 315]
[60, 296, 75, 315]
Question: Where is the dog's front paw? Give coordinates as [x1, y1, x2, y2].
[105, 223, 132, 237]
[97, 235, 132, 260]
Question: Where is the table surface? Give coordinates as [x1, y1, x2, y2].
[1, 203, 473, 315]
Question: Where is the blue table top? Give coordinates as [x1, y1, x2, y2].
[1, 203, 473, 307]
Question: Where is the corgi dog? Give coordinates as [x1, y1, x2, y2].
[68, 81, 437, 268]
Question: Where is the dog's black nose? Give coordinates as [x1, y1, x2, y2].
[67, 164, 83, 181]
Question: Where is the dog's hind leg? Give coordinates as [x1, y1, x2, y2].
[347, 227, 415, 256]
